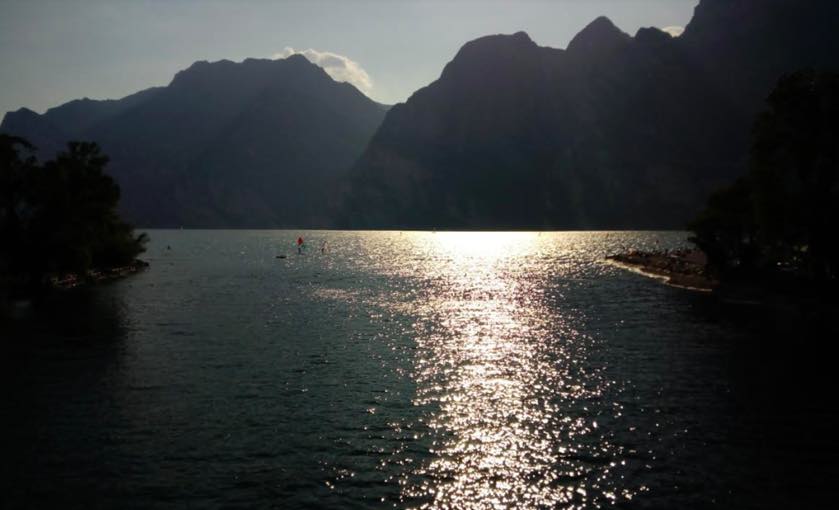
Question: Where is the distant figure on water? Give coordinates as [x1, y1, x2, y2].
[321, 241, 327, 254]
[297, 236, 305, 254]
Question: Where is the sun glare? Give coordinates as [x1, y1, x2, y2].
[398, 230, 624, 507]
[428, 231, 540, 260]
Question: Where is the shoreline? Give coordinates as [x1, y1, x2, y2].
[605, 249, 718, 292]
[2, 259, 149, 318]
[605, 250, 838, 328]
[50, 259, 150, 290]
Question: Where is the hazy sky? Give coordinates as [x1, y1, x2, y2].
[0, 0, 697, 115]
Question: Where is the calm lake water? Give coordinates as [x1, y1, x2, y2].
[2, 230, 837, 509]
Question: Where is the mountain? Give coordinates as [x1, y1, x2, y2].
[343, 0, 839, 229]
[1, 56, 388, 227]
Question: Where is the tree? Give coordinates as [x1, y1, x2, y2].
[688, 177, 757, 274]
[751, 71, 839, 280]
[689, 70, 839, 283]
[0, 136, 147, 294]
[0, 135, 38, 287]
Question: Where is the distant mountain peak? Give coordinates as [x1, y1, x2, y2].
[434, 31, 542, 84]
[681, 0, 799, 42]
[567, 16, 630, 54]
[2, 107, 45, 129]
[445, 31, 538, 68]
[2, 52, 389, 228]
[511, 31, 533, 42]
[7, 106, 39, 117]
[458, 31, 536, 53]
[634, 26, 674, 45]
[588, 15, 618, 28]
[167, 54, 328, 91]
[283, 53, 310, 64]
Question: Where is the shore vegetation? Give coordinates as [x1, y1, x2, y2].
[1, 135, 147, 298]
[689, 70, 839, 290]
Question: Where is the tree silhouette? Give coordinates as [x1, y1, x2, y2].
[690, 70, 839, 283]
[1, 135, 147, 294]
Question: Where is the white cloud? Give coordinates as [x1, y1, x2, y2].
[661, 26, 685, 38]
[272, 47, 373, 93]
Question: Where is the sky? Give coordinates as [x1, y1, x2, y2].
[0, 0, 697, 115]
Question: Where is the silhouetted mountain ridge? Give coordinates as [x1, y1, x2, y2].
[4, 0, 837, 229]
[1, 56, 388, 227]
[343, 0, 839, 229]
[566, 16, 631, 56]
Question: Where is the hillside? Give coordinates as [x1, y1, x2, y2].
[343, 0, 839, 229]
[1, 56, 388, 227]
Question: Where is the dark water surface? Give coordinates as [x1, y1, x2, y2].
[2, 231, 837, 509]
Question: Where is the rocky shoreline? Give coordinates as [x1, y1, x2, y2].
[606, 249, 718, 292]
[50, 259, 149, 290]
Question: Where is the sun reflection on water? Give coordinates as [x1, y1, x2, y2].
[399, 232, 634, 508]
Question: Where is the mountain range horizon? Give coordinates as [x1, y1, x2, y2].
[3, 0, 838, 229]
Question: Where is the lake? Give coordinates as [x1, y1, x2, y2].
[2, 230, 836, 509]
